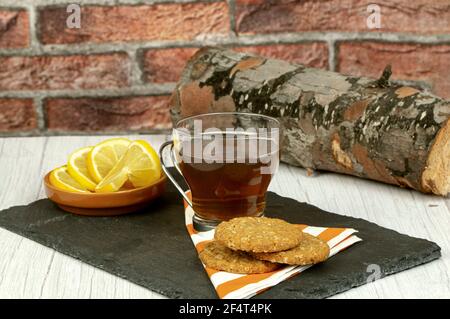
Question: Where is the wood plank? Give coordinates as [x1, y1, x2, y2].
[0, 137, 48, 298]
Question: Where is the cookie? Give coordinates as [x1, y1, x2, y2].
[199, 241, 280, 274]
[252, 233, 330, 266]
[214, 217, 303, 253]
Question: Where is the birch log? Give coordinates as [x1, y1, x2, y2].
[170, 47, 450, 196]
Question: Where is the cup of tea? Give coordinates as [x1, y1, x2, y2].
[159, 112, 280, 231]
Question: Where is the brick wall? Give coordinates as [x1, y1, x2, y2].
[0, 0, 449, 136]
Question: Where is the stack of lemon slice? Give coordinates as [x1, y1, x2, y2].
[49, 138, 162, 193]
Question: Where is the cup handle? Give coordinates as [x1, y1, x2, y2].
[159, 140, 193, 208]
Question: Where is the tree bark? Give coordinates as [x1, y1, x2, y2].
[170, 47, 450, 196]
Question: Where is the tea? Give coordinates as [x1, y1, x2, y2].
[179, 158, 275, 221]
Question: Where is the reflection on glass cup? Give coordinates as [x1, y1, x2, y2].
[160, 112, 280, 231]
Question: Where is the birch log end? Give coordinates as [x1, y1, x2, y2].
[170, 47, 450, 196]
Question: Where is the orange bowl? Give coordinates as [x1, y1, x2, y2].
[43, 172, 166, 216]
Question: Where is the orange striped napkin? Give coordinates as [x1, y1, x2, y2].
[183, 194, 362, 299]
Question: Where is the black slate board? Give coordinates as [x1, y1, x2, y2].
[0, 168, 441, 299]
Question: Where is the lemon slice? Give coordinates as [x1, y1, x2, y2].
[95, 140, 162, 193]
[49, 166, 89, 193]
[87, 138, 131, 183]
[94, 153, 129, 193]
[127, 140, 162, 188]
[67, 146, 97, 191]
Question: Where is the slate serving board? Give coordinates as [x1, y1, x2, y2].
[0, 168, 441, 299]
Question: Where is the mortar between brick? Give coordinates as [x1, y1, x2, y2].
[0, 85, 176, 99]
[1, 32, 450, 57]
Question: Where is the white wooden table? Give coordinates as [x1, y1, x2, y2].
[0, 135, 449, 298]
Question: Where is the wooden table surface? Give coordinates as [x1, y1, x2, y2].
[0, 135, 449, 298]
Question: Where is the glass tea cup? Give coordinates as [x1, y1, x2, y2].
[159, 112, 280, 231]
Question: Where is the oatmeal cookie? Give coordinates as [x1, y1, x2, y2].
[252, 233, 330, 265]
[199, 241, 280, 274]
[214, 217, 303, 253]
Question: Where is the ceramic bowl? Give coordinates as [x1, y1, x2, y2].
[43, 172, 166, 216]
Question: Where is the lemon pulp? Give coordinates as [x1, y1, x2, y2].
[49, 166, 89, 193]
[87, 137, 131, 183]
[67, 146, 97, 191]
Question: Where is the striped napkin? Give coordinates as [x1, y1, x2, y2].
[183, 195, 362, 299]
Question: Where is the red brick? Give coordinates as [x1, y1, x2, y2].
[0, 99, 37, 132]
[233, 43, 329, 69]
[236, 0, 450, 35]
[0, 54, 130, 91]
[45, 96, 171, 132]
[0, 9, 29, 48]
[39, 3, 230, 45]
[143, 48, 199, 83]
[142, 43, 328, 83]
[337, 42, 450, 99]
